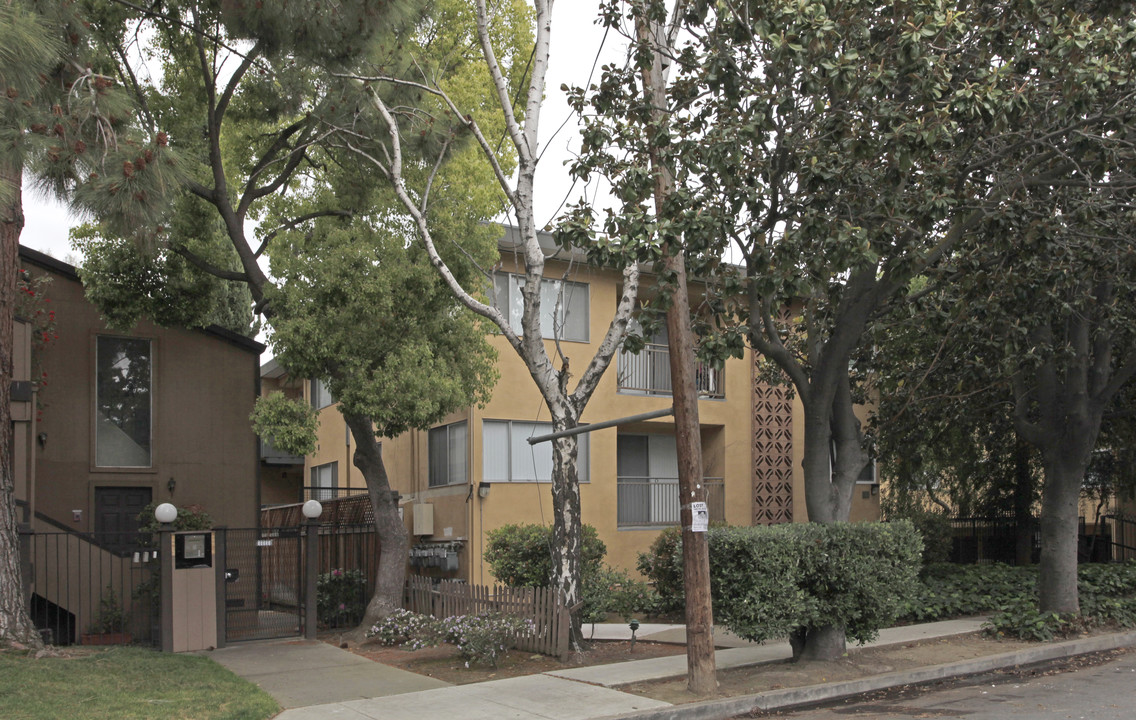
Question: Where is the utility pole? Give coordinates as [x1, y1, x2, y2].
[634, 1, 717, 696]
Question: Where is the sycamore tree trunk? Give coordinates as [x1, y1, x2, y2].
[1, 162, 45, 650]
[341, 413, 409, 642]
[549, 423, 584, 648]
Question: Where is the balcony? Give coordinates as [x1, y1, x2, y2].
[617, 343, 724, 399]
[616, 478, 725, 528]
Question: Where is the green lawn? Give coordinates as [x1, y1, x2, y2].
[0, 647, 279, 720]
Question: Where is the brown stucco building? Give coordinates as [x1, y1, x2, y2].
[13, 246, 264, 534]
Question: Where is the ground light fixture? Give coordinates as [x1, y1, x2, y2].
[154, 503, 178, 524]
[302, 499, 323, 520]
[629, 618, 640, 651]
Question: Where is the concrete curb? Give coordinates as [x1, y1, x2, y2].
[595, 630, 1136, 720]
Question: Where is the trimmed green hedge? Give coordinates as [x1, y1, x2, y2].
[484, 523, 606, 587]
[639, 522, 923, 645]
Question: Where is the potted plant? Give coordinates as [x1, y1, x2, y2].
[81, 587, 132, 645]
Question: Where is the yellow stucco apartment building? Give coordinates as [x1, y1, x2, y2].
[261, 230, 880, 583]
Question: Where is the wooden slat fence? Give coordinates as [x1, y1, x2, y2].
[405, 576, 569, 660]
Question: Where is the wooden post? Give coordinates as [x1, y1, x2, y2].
[635, 4, 717, 695]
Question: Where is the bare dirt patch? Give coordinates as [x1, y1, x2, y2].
[331, 636, 686, 685]
[619, 633, 1039, 705]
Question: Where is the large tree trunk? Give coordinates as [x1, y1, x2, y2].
[796, 381, 868, 661]
[549, 425, 585, 651]
[1037, 452, 1089, 614]
[341, 413, 409, 642]
[1, 161, 44, 649]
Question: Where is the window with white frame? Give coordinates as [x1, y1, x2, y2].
[95, 336, 152, 468]
[310, 462, 338, 500]
[493, 274, 589, 342]
[310, 378, 335, 409]
[482, 420, 589, 482]
[429, 421, 468, 487]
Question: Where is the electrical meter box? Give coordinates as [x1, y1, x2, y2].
[174, 532, 213, 569]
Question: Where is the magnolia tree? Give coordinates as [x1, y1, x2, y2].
[569, 0, 1136, 656]
[329, 0, 645, 647]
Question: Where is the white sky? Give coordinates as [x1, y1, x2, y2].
[20, 2, 625, 262]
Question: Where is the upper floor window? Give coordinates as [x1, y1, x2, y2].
[95, 336, 152, 467]
[429, 421, 468, 487]
[310, 378, 335, 409]
[482, 420, 589, 483]
[494, 274, 589, 342]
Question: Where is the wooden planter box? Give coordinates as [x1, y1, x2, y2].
[80, 632, 133, 646]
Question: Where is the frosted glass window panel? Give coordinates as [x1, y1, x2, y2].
[448, 422, 468, 484]
[482, 421, 510, 481]
[483, 420, 588, 482]
[493, 274, 588, 342]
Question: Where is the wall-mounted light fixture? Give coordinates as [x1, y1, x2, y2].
[478, 482, 491, 499]
[167, 477, 176, 494]
[37, 432, 47, 449]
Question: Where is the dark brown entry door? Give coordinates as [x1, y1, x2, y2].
[94, 486, 152, 554]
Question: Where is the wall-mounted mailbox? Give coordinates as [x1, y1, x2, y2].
[174, 532, 213, 569]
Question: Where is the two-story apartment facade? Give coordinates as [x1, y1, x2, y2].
[270, 230, 880, 582]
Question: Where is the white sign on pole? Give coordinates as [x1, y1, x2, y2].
[691, 501, 709, 532]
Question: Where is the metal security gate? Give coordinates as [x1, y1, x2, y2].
[222, 527, 304, 642]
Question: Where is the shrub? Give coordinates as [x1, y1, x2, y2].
[640, 517, 922, 640]
[317, 568, 368, 628]
[366, 609, 443, 649]
[901, 563, 1036, 622]
[485, 523, 606, 587]
[579, 564, 659, 623]
[642, 522, 923, 645]
[439, 612, 536, 667]
[366, 610, 534, 667]
[637, 527, 684, 614]
[984, 599, 1073, 641]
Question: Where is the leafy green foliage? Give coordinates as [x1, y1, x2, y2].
[636, 527, 684, 615]
[74, 227, 254, 335]
[640, 522, 923, 645]
[317, 569, 368, 628]
[249, 392, 318, 457]
[898, 562, 1136, 639]
[579, 565, 659, 623]
[485, 523, 606, 588]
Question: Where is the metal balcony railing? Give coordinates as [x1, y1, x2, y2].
[617, 343, 724, 399]
[616, 478, 725, 527]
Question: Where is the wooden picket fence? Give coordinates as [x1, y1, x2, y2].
[405, 576, 570, 660]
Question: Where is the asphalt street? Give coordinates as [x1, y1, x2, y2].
[759, 648, 1136, 720]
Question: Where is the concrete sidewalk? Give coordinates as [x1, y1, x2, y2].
[241, 617, 998, 720]
[204, 639, 449, 709]
[211, 619, 1136, 720]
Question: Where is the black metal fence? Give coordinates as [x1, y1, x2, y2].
[946, 514, 1128, 565]
[20, 529, 159, 647]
